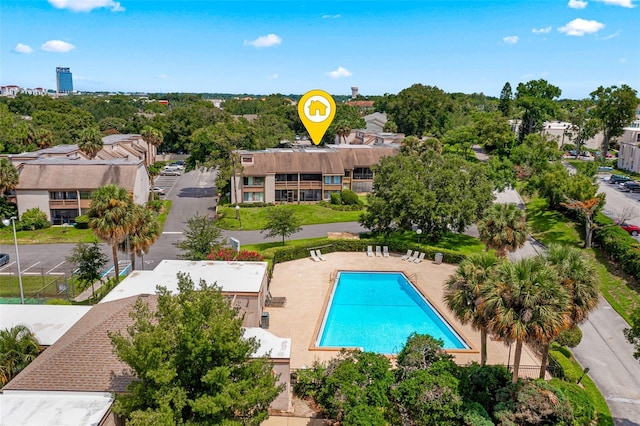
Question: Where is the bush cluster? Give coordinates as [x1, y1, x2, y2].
[555, 325, 582, 348]
[593, 212, 640, 280]
[318, 200, 364, 211]
[18, 207, 50, 231]
[207, 246, 264, 261]
[74, 215, 89, 229]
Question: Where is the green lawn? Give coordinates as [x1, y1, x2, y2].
[526, 197, 583, 247]
[0, 274, 69, 299]
[377, 230, 485, 256]
[216, 204, 364, 230]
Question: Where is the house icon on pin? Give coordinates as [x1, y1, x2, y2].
[308, 100, 327, 116]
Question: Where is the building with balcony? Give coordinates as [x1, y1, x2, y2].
[230, 145, 399, 204]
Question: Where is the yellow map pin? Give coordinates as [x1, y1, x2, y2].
[298, 89, 336, 145]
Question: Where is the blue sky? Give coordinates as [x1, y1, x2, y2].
[1, 0, 638, 99]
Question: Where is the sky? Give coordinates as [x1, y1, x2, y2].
[1, 0, 639, 99]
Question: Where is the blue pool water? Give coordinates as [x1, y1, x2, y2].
[317, 271, 469, 354]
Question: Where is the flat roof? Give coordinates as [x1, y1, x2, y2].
[0, 391, 114, 426]
[0, 305, 92, 346]
[100, 260, 268, 303]
[244, 327, 291, 359]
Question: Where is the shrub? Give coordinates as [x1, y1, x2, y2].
[556, 325, 582, 348]
[74, 215, 89, 229]
[494, 380, 573, 426]
[461, 363, 511, 415]
[146, 200, 163, 213]
[340, 189, 360, 205]
[461, 402, 494, 426]
[207, 246, 264, 261]
[46, 298, 72, 305]
[593, 212, 640, 280]
[293, 362, 326, 399]
[549, 379, 596, 425]
[330, 192, 342, 205]
[19, 207, 50, 230]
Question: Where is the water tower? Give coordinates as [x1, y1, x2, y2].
[351, 86, 359, 99]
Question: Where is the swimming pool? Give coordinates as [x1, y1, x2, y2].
[317, 271, 469, 354]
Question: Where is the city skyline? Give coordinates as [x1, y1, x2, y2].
[1, 0, 639, 99]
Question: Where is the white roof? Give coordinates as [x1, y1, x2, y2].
[0, 391, 114, 426]
[100, 260, 268, 303]
[244, 327, 291, 359]
[0, 305, 92, 346]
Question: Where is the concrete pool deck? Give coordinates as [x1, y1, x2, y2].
[265, 251, 541, 371]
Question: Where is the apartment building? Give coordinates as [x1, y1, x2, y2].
[230, 145, 399, 204]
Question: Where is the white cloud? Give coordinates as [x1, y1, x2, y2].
[157, 74, 168, 79]
[322, 14, 341, 19]
[502, 36, 519, 45]
[244, 34, 282, 48]
[532, 26, 552, 34]
[568, 0, 588, 8]
[326, 66, 352, 79]
[558, 18, 604, 36]
[267, 73, 279, 80]
[603, 30, 621, 39]
[594, 0, 636, 7]
[14, 43, 33, 53]
[48, 0, 124, 12]
[41, 40, 76, 52]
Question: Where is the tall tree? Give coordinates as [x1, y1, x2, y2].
[515, 79, 561, 142]
[540, 243, 599, 378]
[140, 125, 163, 165]
[561, 196, 605, 249]
[566, 103, 598, 156]
[109, 274, 282, 425]
[87, 184, 136, 283]
[483, 257, 569, 383]
[477, 203, 529, 258]
[77, 127, 104, 159]
[35, 128, 53, 149]
[589, 84, 638, 157]
[66, 242, 108, 298]
[0, 158, 19, 195]
[498, 82, 512, 118]
[334, 120, 352, 144]
[0, 325, 41, 387]
[177, 213, 222, 260]
[262, 206, 302, 246]
[444, 252, 499, 366]
[384, 84, 454, 137]
[118, 205, 161, 270]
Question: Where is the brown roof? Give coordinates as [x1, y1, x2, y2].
[4, 295, 156, 393]
[346, 100, 375, 107]
[16, 160, 143, 190]
[243, 151, 345, 175]
[337, 147, 398, 169]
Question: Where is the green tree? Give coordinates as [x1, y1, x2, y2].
[140, 125, 163, 165]
[515, 79, 562, 142]
[0, 325, 41, 387]
[35, 128, 53, 149]
[77, 127, 104, 159]
[109, 274, 282, 425]
[119, 204, 161, 270]
[589, 84, 638, 156]
[444, 253, 499, 366]
[334, 120, 352, 144]
[624, 307, 640, 361]
[561, 196, 605, 249]
[87, 184, 136, 283]
[472, 111, 515, 153]
[509, 133, 562, 178]
[177, 213, 222, 260]
[477, 203, 529, 258]
[498, 82, 512, 118]
[261, 206, 302, 246]
[494, 380, 574, 425]
[565, 103, 598, 156]
[66, 242, 108, 297]
[483, 257, 569, 383]
[147, 161, 166, 200]
[384, 84, 454, 137]
[0, 158, 19, 195]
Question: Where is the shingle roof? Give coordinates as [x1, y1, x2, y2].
[16, 160, 143, 190]
[3, 295, 156, 393]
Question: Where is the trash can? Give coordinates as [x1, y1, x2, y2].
[434, 252, 443, 264]
[261, 312, 270, 329]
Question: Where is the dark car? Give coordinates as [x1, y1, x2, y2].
[621, 181, 640, 192]
[609, 174, 632, 184]
[0, 253, 9, 266]
[620, 223, 640, 236]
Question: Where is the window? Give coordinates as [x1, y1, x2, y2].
[79, 191, 93, 200]
[300, 189, 321, 201]
[275, 190, 297, 202]
[344, 170, 351, 177]
[353, 167, 373, 180]
[241, 155, 253, 164]
[50, 209, 79, 225]
[243, 176, 264, 186]
[276, 174, 298, 182]
[300, 174, 321, 181]
[324, 175, 342, 184]
[49, 191, 77, 200]
[243, 192, 264, 202]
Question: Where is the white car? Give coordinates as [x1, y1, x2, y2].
[160, 168, 181, 176]
[150, 187, 166, 195]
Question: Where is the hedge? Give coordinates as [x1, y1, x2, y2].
[593, 212, 640, 280]
[271, 238, 466, 266]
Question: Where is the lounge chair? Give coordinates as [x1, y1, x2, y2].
[367, 246, 374, 257]
[316, 250, 327, 261]
[310, 250, 321, 262]
[383, 246, 390, 257]
[413, 252, 426, 263]
[408, 251, 420, 262]
[401, 250, 413, 261]
[375, 246, 382, 257]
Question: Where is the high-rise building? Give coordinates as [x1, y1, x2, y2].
[56, 67, 73, 94]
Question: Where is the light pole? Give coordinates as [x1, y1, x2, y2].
[3, 216, 23, 304]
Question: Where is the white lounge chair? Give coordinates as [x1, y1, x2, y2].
[310, 250, 321, 262]
[408, 251, 420, 262]
[401, 250, 413, 261]
[367, 246, 374, 257]
[315, 250, 327, 261]
[375, 246, 382, 257]
[383, 246, 390, 257]
[413, 252, 426, 263]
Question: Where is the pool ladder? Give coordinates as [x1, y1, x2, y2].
[407, 273, 418, 285]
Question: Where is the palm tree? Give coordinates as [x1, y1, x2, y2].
[444, 252, 499, 366]
[539, 243, 599, 378]
[35, 128, 53, 149]
[118, 205, 161, 270]
[87, 184, 136, 283]
[0, 325, 41, 386]
[482, 257, 569, 383]
[334, 121, 351, 144]
[0, 159, 19, 196]
[140, 125, 163, 165]
[77, 127, 104, 159]
[477, 203, 529, 258]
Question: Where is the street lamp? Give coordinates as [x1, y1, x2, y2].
[2, 216, 23, 304]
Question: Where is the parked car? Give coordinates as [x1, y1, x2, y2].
[150, 186, 166, 195]
[0, 253, 9, 266]
[160, 168, 181, 176]
[609, 174, 632, 184]
[619, 223, 640, 236]
[621, 181, 640, 192]
[169, 161, 184, 170]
